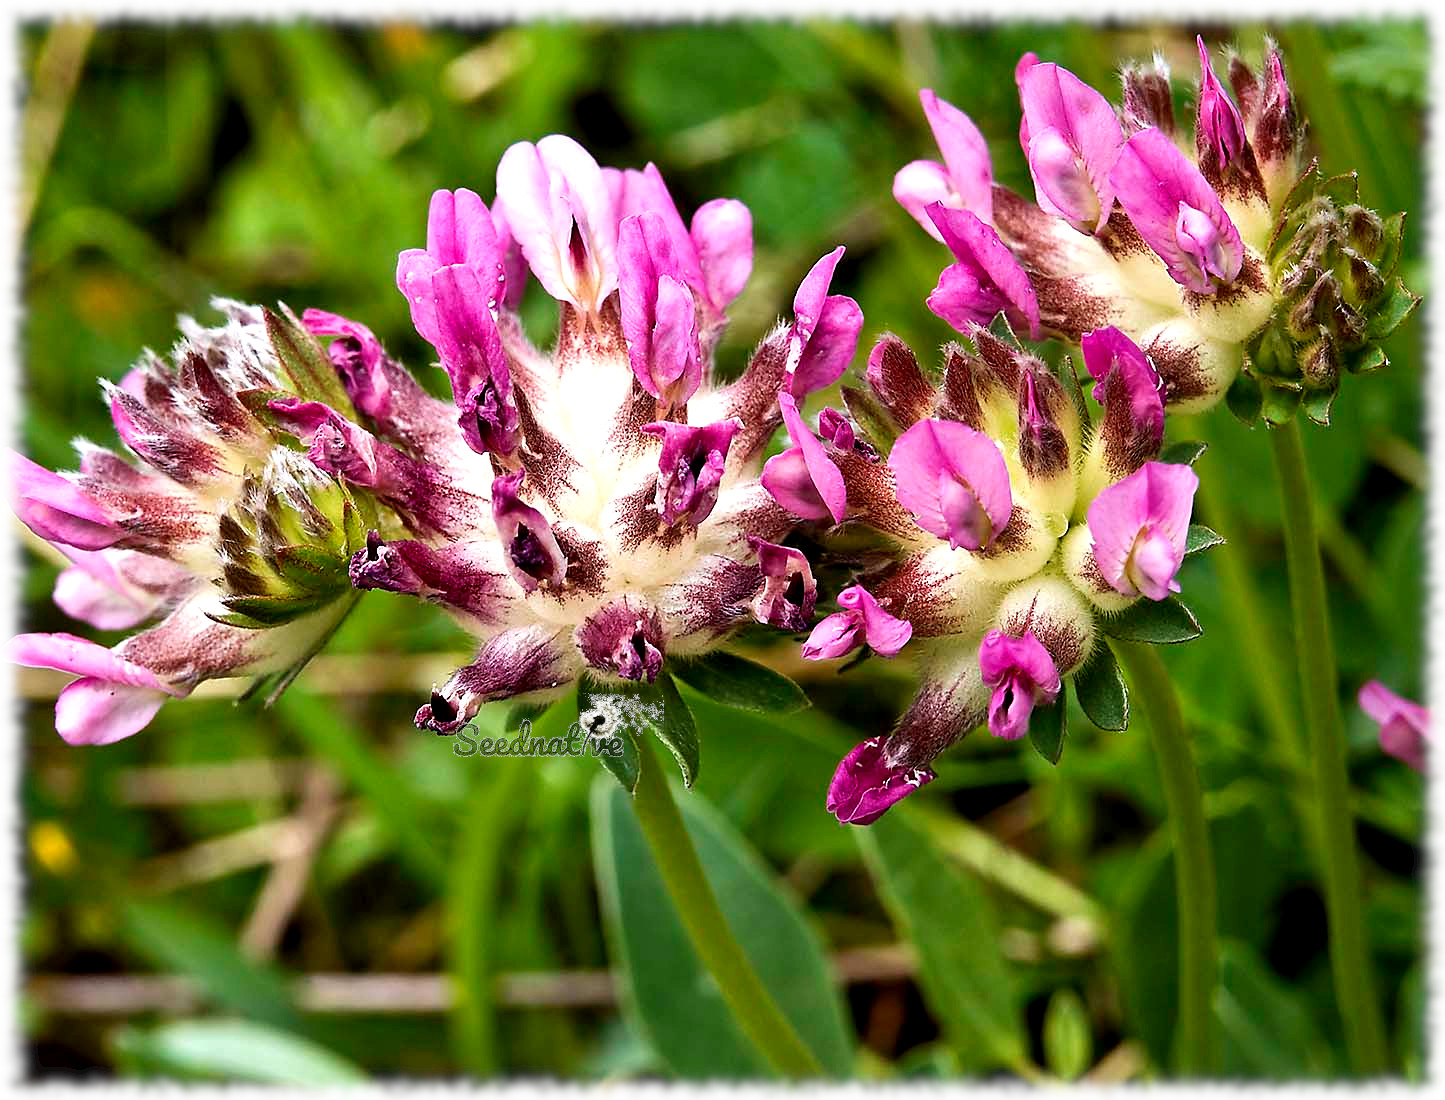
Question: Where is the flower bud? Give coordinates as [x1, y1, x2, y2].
[827, 736, 936, 825]
[801, 584, 912, 660]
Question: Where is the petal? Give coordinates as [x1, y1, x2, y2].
[54, 677, 172, 746]
[926, 204, 1041, 339]
[838, 585, 913, 657]
[53, 563, 154, 631]
[892, 159, 955, 239]
[778, 392, 847, 524]
[826, 736, 936, 826]
[10, 452, 122, 550]
[889, 418, 1011, 549]
[1086, 461, 1199, 597]
[920, 89, 994, 222]
[792, 247, 845, 342]
[792, 294, 863, 397]
[691, 198, 753, 309]
[761, 447, 832, 522]
[1018, 62, 1125, 229]
[650, 274, 701, 401]
[801, 611, 863, 661]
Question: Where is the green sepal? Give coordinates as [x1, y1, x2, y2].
[264, 305, 355, 415]
[1102, 596, 1202, 645]
[983, 311, 1023, 349]
[1301, 388, 1337, 427]
[1184, 524, 1225, 555]
[1053, 353, 1091, 430]
[1158, 440, 1207, 466]
[841, 384, 900, 453]
[1072, 640, 1129, 732]
[214, 592, 338, 627]
[1029, 696, 1067, 765]
[1344, 344, 1389, 376]
[655, 672, 701, 788]
[1366, 280, 1421, 341]
[669, 651, 809, 714]
[1225, 372, 1263, 425]
[1260, 382, 1303, 427]
[272, 544, 348, 591]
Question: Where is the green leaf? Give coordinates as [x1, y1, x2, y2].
[1225, 372, 1262, 425]
[1102, 597, 1202, 644]
[578, 677, 642, 793]
[655, 672, 701, 788]
[860, 812, 1028, 1073]
[1073, 640, 1129, 731]
[1159, 440, 1208, 466]
[670, 651, 809, 714]
[1184, 525, 1225, 555]
[1029, 696, 1067, 765]
[1042, 988, 1093, 1082]
[121, 900, 301, 1031]
[590, 779, 853, 1077]
[112, 1020, 366, 1084]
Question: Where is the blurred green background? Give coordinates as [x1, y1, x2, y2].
[17, 19, 1426, 1081]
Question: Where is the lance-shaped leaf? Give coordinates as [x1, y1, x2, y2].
[1102, 596, 1203, 644]
[669, 651, 809, 714]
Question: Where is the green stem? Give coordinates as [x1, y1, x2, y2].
[629, 734, 824, 1079]
[1269, 421, 1390, 1075]
[1113, 641, 1217, 1076]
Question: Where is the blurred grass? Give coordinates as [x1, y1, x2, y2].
[17, 18, 1425, 1082]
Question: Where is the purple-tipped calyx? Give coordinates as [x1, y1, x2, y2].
[893, 89, 995, 236]
[1359, 680, 1429, 773]
[641, 418, 741, 528]
[827, 735, 936, 826]
[491, 470, 568, 593]
[577, 599, 666, 683]
[1017, 61, 1125, 234]
[748, 537, 817, 633]
[925, 203, 1041, 340]
[889, 418, 1012, 551]
[978, 628, 1061, 740]
[1087, 461, 1199, 600]
[1195, 37, 1247, 175]
[1109, 128, 1244, 295]
[802, 585, 913, 661]
[619, 212, 703, 409]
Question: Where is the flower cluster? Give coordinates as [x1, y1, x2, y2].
[769, 316, 1206, 825]
[893, 38, 1417, 424]
[9, 303, 379, 743]
[12, 136, 862, 763]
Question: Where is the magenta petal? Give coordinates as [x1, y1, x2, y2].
[7, 632, 177, 692]
[761, 447, 832, 522]
[491, 470, 568, 592]
[429, 264, 510, 403]
[920, 89, 994, 222]
[747, 536, 817, 631]
[1358, 681, 1429, 771]
[838, 585, 913, 656]
[777, 392, 847, 524]
[801, 612, 862, 661]
[978, 629, 1061, 741]
[691, 198, 753, 310]
[1018, 62, 1125, 232]
[1195, 37, 1247, 170]
[826, 736, 936, 825]
[792, 294, 863, 397]
[1109, 128, 1243, 294]
[889, 418, 1011, 550]
[651, 274, 701, 400]
[52, 550, 162, 631]
[11, 452, 122, 550]
[925, 204, 1041, 339]
[1081, 326, 1164, 441]
[1087, 461, 1200, 599]
[792, 247, 846, 342]
[641, 418, 742, 527]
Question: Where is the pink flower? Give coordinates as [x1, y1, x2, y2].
[925, 203, 1041, 339]
[640, 418, 741, 528]
[784, 248, 864, 398]
[1016, 61, 1125, 233]
[618, 212, 702, 408]
[801, 584, 913, 660]
[395, 188, 508, 345]
[1087, 461, 1199, 600]
[747, 537, 817, 632]
[893, 89, 995, 237]
[978, 629, 1061, 740]
[494, 135, 618, 314]
[52, 547, 191, 632]
[826, 736, 936, 825]
[1109, 128, 1244, 295]
[1081, 326, 1165, 446]
[6, 633, 184, 745]
[1194, 37, 1248, 176]
[10, 452, 124, 551]
[491, 470, 568, 593]
[1359, 681, 1429, 772]
[888, 418, 1012, 551]
[761, 391, 848, 524]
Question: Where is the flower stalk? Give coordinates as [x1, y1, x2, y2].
[629, 733, 824, 1078]
[1113, 639, 1216, 1076]
[1269, 419, 1389, 1075]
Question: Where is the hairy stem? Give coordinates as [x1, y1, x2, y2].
[1114, 640, 1217, 1076]
[630, 734, 824, 1078]
[1269, 420, 1390, 1074]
